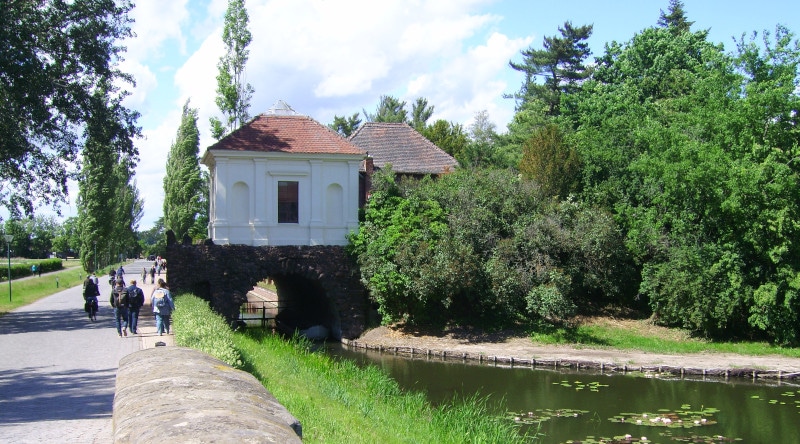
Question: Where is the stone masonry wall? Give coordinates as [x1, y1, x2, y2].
[165, 234, 367, 339]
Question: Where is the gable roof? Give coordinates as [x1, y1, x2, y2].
[349, 122, 458, 175]
[205, 112, 365, 156]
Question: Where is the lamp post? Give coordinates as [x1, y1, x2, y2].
[3, 234, 12, 302]
[93, 240, 97, 272]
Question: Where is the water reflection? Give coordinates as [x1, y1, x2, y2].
[326, 343, 800, 443]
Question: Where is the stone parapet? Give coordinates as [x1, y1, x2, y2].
[113, 347, 302, 443]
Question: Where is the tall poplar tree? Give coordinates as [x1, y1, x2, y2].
[164, 101, 203, 240]
[78, 84, 134, 272]
[210, 0, 255, 140]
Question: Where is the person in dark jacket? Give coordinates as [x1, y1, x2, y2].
[126, 280, 145, 334]
[109, 279, 129, 337]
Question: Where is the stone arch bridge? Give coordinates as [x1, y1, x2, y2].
[165, 232, 367, 340]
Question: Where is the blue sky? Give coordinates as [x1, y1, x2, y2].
[40, 0, 800, 230]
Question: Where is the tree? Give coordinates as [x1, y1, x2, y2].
[509, 22, 594, 116]
[329, 113, 362, 137]
[164, 101, 203, 240]
[52, 217, 80, 258]
[422, 120, 469, 160]
[410, 97, 434, 131]
[519, 124, 581, 199]
[658, 0, 694, 34]
[365, 95, 408, 123]
[569, 22, 800, 344]
[0, 0, 138, 219]
[188, 170, 211, 241]
[460, 110, 499, 168]
[110, 162, 143, 260]
[210, 0, 255, 140]
[77, 83, 137, 272]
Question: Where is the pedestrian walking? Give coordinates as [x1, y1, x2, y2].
[149, 265, 156, 284]
[150, 278, 175, 335]
[31, 264, 37, 276]
[117, 265, 125, 279]
[109, 279, 130, 337]
[126, 280, 145, 334]
[141, 267, 147, 283]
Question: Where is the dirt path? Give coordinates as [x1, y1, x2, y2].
[348, 325, 800, 380]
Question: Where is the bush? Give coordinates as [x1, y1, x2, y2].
[173, 293, 243, 368]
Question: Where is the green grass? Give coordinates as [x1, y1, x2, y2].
[529, 322, 800, 358]
[0, 260, 131, 317]
[235, 330, 528, 444]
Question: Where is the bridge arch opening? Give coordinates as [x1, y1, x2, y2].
[269, 274, 340, 339]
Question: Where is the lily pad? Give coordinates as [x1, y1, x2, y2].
[508, 408, 588, 425]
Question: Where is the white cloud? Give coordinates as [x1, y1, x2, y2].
[126, 0, 190, 60]
[120, 60, 158, 110]
[120, 0, 531, 229]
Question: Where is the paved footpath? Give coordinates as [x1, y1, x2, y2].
[0, 259, 173, 443]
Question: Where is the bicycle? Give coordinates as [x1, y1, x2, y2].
[84, 296, 98, 321]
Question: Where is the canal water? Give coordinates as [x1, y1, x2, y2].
[328, 345, 800, 443]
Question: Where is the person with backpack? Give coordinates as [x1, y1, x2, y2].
[109, 279, 130, 337]
[82, 276, 100, 321]
[150, 278, 175, 336]
[126, 280, 145, 335]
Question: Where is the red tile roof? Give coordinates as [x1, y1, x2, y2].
[207, 114, 365, 155]
[349, 122, 458, 174]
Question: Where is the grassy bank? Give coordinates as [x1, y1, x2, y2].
[0, 267, 86, 315]
[172, 292, 527, 443]
[0, 261, 130, 316]
[530, 317, 800, 358]
[235, 330, 527, 444]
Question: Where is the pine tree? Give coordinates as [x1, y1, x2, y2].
[658, 0, 694, 34]
[329, 113, 362, 137]
[210, 0, 255, 140]
[510, 22, 593, 116]
[410, 97, 434, 131]
[365, 95, 408, 123]
[164, 100, 203, 240]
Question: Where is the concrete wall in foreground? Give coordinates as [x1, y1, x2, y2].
[113, 347, 302, 444]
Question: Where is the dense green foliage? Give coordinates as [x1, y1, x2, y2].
[173, 293, 243, 368]
[0, 259, 63, 282]
[163, 101, 204, 240]
[77, 86, 141, 272]
[0, 0, 139, 218]
[349, 168, 633, 327]
[568, 24, 800, 343]
[349, 6, 800, 345]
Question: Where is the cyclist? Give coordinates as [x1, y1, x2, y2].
[83, 276, 100, 321]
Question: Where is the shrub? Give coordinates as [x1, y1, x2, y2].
[173, 293, 243, 368]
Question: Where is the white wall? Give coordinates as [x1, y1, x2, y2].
[205, 151, 362, 246]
